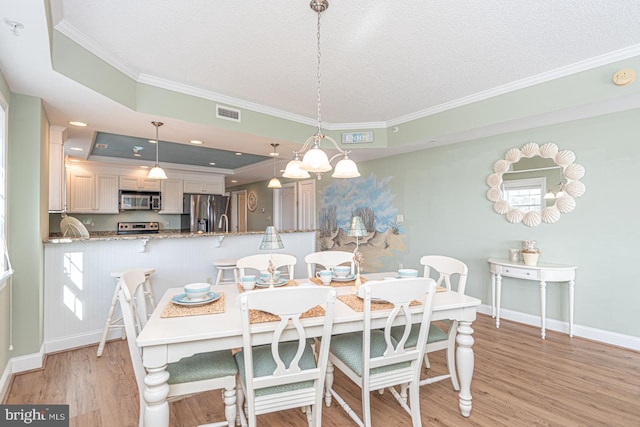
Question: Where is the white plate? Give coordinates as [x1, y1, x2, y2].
[332, 274, 356, 282]
[256, 278, 289, 287]
[172, 292, 220, 306]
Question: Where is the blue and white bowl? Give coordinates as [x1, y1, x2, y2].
[184, 282, 211, 300]
[241, 275, 257, 290]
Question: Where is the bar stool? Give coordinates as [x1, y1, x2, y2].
[97, 267, 155, 357]
[213, 258, 238, 285]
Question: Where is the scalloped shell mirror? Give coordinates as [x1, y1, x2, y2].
[486, 142, 585, 226]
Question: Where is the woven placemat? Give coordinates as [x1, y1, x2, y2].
[310, 276, 368, 287]
[338, 294, 422, 312]
[161, 292, 225, 318]
[237, 279, 298, 293]
[249, 305, 326, 324]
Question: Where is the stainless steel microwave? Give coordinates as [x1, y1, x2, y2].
[119, 191, 161, 211]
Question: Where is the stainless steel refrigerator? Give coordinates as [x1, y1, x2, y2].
[182, 194, 230, 233]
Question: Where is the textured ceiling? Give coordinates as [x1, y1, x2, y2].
[1, 1, 640, 185]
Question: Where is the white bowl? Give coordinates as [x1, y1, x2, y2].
[332, 266, 351, 277]
[184, 282, 211, 300]
[398, 268, 419, 278]
[241, 275, 256, 290]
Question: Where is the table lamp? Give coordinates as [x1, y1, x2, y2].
[347, 216, 367, 292]
[259, 226, 284, 288]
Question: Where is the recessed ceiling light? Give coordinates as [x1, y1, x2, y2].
[148, 139, 157, 144]
[68, 158, 80, 162]
[69, 147, 84, 151]
[209, 162, 216, 166]
[140, 166, 149, 169]
[133, 153, 141, 157]
[235, 152, 242, 156]
[69, 121, 87, 127]
[190, 140, 204, 145]
[230, 180, 238, 183]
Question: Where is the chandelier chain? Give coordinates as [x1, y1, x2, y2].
[316, 9, 322, 135]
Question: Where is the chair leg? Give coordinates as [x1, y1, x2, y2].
[447, 321, 460, 391]
[324, 361, 334, 406]
[97, 282, 121, 357]
[362, 388, 372, 427]
[223, 384, 237, 427]
[409, 381, 421, 427]
[400, 383, 408, 404]
[423, 353, 431, 369]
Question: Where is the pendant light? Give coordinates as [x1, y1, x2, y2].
[283, 0, 360, 180]
[148, 121, 167, 179]
[267, 143, 282, 189]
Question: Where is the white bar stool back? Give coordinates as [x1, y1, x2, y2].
[96, 267, 155, 357]
[213, 258, 239, 285]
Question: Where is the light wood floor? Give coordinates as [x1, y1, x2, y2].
[5, 314, 639, 426]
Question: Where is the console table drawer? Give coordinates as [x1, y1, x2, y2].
[502, 266, 539, 280]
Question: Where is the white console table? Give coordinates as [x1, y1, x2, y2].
[488, 258, 576, 339]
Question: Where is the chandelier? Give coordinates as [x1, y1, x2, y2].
[283, 0, 360, 180]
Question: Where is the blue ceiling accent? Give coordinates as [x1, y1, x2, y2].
[92, 132, 269, 169]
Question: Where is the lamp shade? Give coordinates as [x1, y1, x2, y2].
[147, 165, 168, 179]
[300, 146, 332, 173]
[283, 158, 311, 178]
[268, 177, 282, 189]
[259, 226, 284, 250]
[347, 216, 367, 237]
[332, 156, 360, 178]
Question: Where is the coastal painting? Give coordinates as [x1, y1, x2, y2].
[317, 174, 406, 270]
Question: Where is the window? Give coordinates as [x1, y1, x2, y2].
[502, 177, 545, 213]
[0, 94, 10, 287]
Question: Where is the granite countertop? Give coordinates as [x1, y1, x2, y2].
[44, 229, 316, 244]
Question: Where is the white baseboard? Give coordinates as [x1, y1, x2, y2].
[44, 328, 123, 354]
[0, 358, 12, 402]
[477, 304, 640, 351]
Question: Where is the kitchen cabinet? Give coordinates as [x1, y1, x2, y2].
[159, 179, 184, 214]
[119, 176, 161, 192]
[49, 127, 66, 212]
[67, 172, 119, 213]
[183, 174, 224, 195]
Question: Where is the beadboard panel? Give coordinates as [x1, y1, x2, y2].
[43, 232, 315, 352]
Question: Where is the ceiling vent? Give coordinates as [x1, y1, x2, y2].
[95, 143, 109, 149]
[216, 105, 241, 122]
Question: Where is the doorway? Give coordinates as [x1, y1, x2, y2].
[231, 190, 247, 232]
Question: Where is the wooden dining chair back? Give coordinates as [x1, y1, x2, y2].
[418, 255, 469, 390]
[325, 278, 437, 427]
[304, 251, 354, 278]
[236, 254, 297, 280]
[235, 287, 337, 427]
[118, 271, 238, 427]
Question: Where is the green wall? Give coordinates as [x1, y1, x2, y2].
[7, 94, 47, 357]
[317, 108, 639, 337]
[228, 180, 275, 231]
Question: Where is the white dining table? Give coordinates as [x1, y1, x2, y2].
[136, 273, 481, 427]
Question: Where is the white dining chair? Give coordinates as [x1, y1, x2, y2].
[236, 254, 297, 280]
[117, 271, 238, 427]
[235, 286, 337, 427]
[324, 278, 437, 427]
[418, 255, 468, 390]
[304, 251, 354, 278]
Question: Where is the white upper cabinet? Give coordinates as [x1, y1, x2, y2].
[67, 171, 119, 214]
[119, 176, 161, 192]
[49, 126, 66, 212]
[159, 179, 184, 214]
[183, 174, 224, 195]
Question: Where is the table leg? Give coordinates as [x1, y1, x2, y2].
[491, 273, 496, 318]
[143, 365, 170, 427]
[456, 320, 475, 417]
[540, 280, 547, 340]
[569, 279, 575, 337]
[496, 274, 502, 328]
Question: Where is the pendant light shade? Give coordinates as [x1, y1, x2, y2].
[332, 153, 361, 178]
[268, 177, 282, 189]
[148, 121, 167, 180]
[300, 143, 332, 173]
[282, 152, 311, 179]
